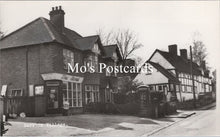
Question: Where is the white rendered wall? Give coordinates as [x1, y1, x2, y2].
[150, 51, 174, 69]
[134, 65, 168, 85]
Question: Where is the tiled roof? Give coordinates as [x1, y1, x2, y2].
[103, 44, 122, 60]
[148, 61, 180, 83]
[0, 17, 101, 52]
[74, 35, 99, 51]
[156, 50, 202, 75]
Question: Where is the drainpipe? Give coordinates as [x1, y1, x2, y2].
[190, 46, 196, 109]
[26, 46, 29, 96]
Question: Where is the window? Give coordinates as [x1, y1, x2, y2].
[158, 85, 162, 91]
[84, 54, 99, 72]
[170, 84, 174, 91]
[10, 89, 23, 97]
[63, 49, 74, 69]
[176, 85, 179, 91]
[35, 86, 44, 95]
[106, 68, 111, 76]
[182, 86, 185, 92]
[62, 82, 82, 107]
[85, 85, 100, 104]
[187, 86, 192, 92]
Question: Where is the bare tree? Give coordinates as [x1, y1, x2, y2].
[97, 28, 143, 63]
[192, 40, 207, 66]
[191, 31, 208, 67]
[97, 28, 115, 45]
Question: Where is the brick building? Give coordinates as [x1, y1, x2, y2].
[0, 6, 122, 116]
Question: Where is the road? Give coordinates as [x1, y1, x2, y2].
[151, 107, 220, 136]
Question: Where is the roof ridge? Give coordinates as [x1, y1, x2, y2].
[64, 27, 82, 37]
[40, 17, 56, 41]
[0, 17, 42, 41]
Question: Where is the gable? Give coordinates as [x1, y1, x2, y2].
[149, 51, 175, 69]
[134, 65, 168, 85]
[92, 43, 101, 54]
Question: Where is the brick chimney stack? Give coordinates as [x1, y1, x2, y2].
[180, 49, 188, 60]
[168, 44, 177, 56]
[49, 6, 65, 33]
[201, 60, 206, 70]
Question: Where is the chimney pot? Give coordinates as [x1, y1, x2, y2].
[49, 6, 65, 33]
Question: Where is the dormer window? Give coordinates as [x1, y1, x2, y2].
[63, 49, 74, 69]
[112, 52, 118, 62]
[92, 43, 101, 54]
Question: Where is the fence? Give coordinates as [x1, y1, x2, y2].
[4, 96, 35, 117]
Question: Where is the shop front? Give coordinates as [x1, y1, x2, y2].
[41, 73, 84, 115]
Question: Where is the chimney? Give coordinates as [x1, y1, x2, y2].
[168, 44, 177, 56]
[180, 49, 188, 60]
[49, 6, 65, 33]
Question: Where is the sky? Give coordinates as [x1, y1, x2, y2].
[0, 1, 219, 71]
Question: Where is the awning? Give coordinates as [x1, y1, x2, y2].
[41, 73, 84, 83]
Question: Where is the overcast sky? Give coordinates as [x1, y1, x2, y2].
[0, 1, 219, 70]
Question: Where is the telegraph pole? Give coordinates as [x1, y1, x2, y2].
[190, 46, 196, 109]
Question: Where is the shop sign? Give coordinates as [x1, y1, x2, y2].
[41, 73, 83, 83]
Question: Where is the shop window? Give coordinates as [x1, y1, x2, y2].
[63, 49, 74, 69]
[62, 82, 82, 107]
[10, 89, 23, 97]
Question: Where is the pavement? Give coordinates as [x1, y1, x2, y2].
[4, 102, 216, 136]
[150, 107, 219, 136]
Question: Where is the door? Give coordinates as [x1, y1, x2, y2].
[47, 86, 62, 114]
[47, 87, 59, 109]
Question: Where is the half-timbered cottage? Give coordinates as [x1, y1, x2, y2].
[134, 44, 212, 102]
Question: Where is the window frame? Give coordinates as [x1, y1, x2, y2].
[10, 89, 23, 97]
[62, 81, 82, 107]
[63, 49, 74, 70]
